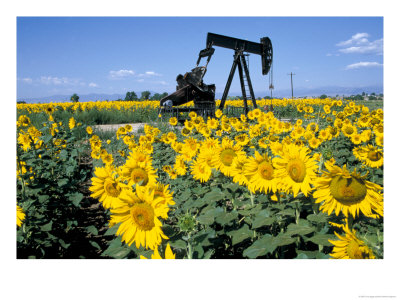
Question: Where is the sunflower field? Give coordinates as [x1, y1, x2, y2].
[16, 98, 384, 259]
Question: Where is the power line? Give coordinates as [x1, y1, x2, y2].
[287, 72, 296, 99]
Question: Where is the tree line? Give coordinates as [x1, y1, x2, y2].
[124, 91, 169, 101]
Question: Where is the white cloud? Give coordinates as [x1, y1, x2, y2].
[336, 33, 383, 55]
[137, 71, 162, 77]
[89, 82, 98, 87]
[326, 53, 332, 57]
[345, 61, 383, 70]
[156, 80, 168, 86]
[109, 69, 135, 79]
[336, 33, 370, 47]
[136, 79, 145, 83]
[39, 76, 82, 86]
[19, 77, 33, 84]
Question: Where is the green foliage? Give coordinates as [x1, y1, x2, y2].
[16, 118, 96, 258]
[140, 90, 151, 100]
[125, 91, 138, 101]
[70, 93, 79, 103]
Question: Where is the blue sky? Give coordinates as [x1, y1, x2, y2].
[17, 17, 383, 99]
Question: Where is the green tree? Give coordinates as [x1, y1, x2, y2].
[320, 94, 328, 99]
[70, 93, 79, 102]
[125, 91, 138, 101]
[141, 91, 151, 100]
[151, 93, 161, 101]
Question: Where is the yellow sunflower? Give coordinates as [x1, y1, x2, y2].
[140, 243, 176, 259]
[357, 145, 383, 168]
[231, 155, 250, 186]
[212, 139, 246, 176]
[110, 186, 169, 250]
[18, 131, 32, 152]
[206, 118, 219, 130]
[17, 205, 25, 227]
[350, 133, 363, 145]
[329, 225, 376, 259]
[169, 117, 178, 126]
[174, 155, 188, 175]
[89, 166, 125, 209]
[375, 135, 383, 147]
[258, 137, 269, 149]
[121, 156, 157, 188]
[69, 117, 76, 129]
[341, 123, 357, 138]
[181, 127, 191, 136]
[235, 133, 250, 146]
[190, 159, 212, 183]
[200, 137, 220, 152]
[313, 162, 383, 218]
[244, 151, 277, 194]
[189, 111, 197, 119]
[17, 115, 31, 127]
[273, 144, 318, 197]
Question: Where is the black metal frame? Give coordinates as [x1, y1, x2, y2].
[159, 32, 273, 119]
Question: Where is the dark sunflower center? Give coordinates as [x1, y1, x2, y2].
[258, 161, 274, 180]
[370, 118, 380, 126]
[286, 159, 306, 183]
[131, 168, 149, 185]
[220, 149, 237, 166]
[330, 175, 367, 205]
[347, 240, 368, 259]
[367, 150, 382, 161]
[344, 126, 354, 135]
[130, 203, 155, 231]
[104, 180, 120, 197]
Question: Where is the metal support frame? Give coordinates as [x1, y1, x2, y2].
[218, 50, 258, 115]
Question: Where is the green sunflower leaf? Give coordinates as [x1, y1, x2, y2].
[306, 234, 336, 246]
[215, 210, 239, 225]
[285, 223, 315, 237]
[307, 213, 328, 223]
[40, 221, 53, 232]
[169, 240, 187, 249]
[86, 225, 98, 236]
[203, 188, 225, 203]
[243, 234, 276, 258]
[252, 210, 275, 229]
[69, 192, 83, 207]
[228, 224, 253, 245]
[104, 224, 119, 236]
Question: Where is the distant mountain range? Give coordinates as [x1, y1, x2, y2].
[17, 85, 383, 103]
[17, 93, 127, 103]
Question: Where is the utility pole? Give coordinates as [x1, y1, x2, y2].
[287, 72, 295, 99]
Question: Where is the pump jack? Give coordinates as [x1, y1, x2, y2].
[159, 32, 273, 119]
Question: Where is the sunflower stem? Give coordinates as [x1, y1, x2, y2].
[347, 214, 354, 229]
[295, 202, 300, 225]
[186, 233, 193, 259]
